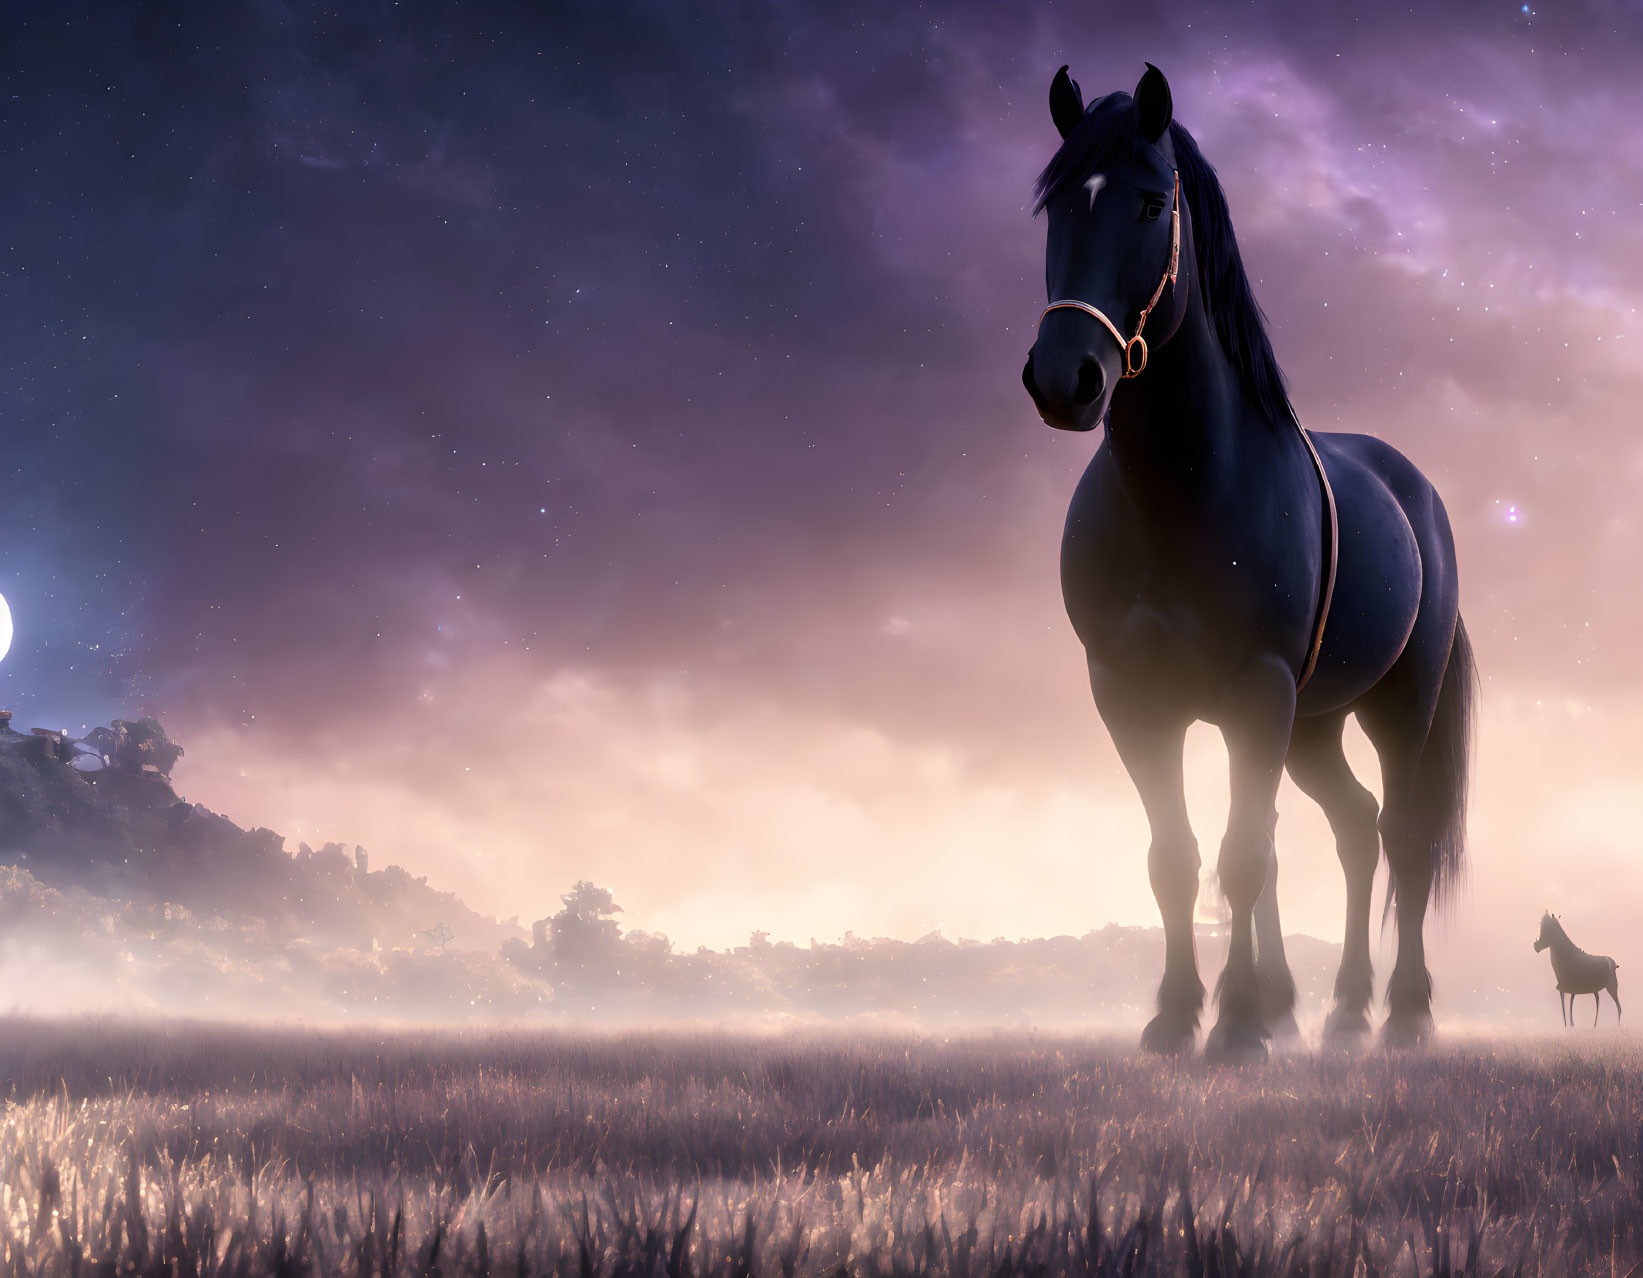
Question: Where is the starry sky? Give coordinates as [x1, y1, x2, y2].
[3, 1, 1641, 994]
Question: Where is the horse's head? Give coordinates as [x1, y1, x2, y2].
[1023, 63, 1188, 432]
[1534, 910, 1557, 952]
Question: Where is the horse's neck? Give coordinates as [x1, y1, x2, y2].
[1103, 273, 1261, 509]
[1550, 929, 1583, 959]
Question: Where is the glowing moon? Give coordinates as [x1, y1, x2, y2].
[0, 592, 11, 664]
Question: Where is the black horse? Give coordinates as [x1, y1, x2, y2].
[1022, 64, 1476, 1059]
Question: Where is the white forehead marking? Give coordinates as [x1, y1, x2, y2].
[1083, 174, 1106, 210]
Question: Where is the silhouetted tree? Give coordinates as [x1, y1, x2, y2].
[549, 882, 623, 964]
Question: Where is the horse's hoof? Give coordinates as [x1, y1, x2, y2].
[1381, 1013, 1432, 1049]
[1204, 1020, 1269, 1065]
[1140, 1014, 1197, 1056]
[1267, 1008, 1302, 1042]
[1323, 1006, 1373, 1046]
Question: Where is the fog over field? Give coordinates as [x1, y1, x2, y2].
[0, 717, 1567, 1031]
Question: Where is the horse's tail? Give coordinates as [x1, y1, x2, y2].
[1417, 613, 1478, 912]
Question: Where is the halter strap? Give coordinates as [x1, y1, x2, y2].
[1038, 171, 1180, 378]
[1293, 424, 1338, 693]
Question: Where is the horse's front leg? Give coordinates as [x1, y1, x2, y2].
[1253, 845, 1300, 1040]
[1091, 665, 1203, 1054]
[1206, 655, 1297, 1064]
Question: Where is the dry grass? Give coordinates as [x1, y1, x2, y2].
[0, 1018, 1637, 1275]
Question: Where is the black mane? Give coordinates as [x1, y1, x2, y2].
[1033, 92, 1298, 430]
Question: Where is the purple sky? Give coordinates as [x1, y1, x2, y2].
[3, 2, 1642, 997]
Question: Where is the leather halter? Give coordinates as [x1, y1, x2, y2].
[1034, 169, 1338, 692]
[1039, 171, 1180, 379]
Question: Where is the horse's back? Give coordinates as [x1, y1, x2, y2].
[1062, 428, 1459, 713]
[1553, 945, 1620, 994]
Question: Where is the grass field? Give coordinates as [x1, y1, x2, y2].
[0, 1020, 1636, 1276]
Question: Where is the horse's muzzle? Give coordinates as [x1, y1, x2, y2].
[1022, 349, 1106, 431]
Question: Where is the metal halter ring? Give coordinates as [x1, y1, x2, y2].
[1123, 335, 1148, 378]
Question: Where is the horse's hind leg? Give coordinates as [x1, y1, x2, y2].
[1610, 978, 1622, 1025]
[1357, 639, 1453, 1046]
[1286, 712, 1379, 1042]
[1362, 733, 1434, 1045]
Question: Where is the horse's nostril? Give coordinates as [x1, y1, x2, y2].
[1022, 354, 1045, 410]
[1074, 357, 1105, 405]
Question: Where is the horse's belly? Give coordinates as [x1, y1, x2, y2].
[1091, 599, 1206, 692]
[1555, 956, 1614, 993]
[1071, 583, 1262, 717]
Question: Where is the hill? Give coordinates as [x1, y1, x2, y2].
[0, 715, 517, 953]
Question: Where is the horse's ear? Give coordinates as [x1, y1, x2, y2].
[1050, 65, 1085, 140]
[1134, 62, 1173, 145]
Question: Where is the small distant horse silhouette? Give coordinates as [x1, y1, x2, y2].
[1534, 911, 1620, 1027]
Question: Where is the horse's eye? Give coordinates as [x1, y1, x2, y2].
[1144, 199, 1166, 221]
